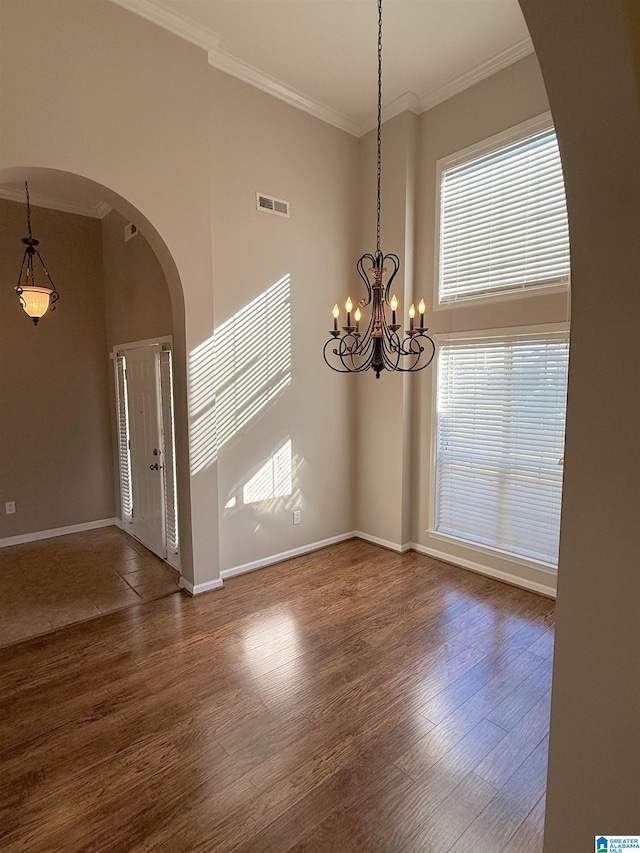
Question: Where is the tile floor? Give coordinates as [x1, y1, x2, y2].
[0, 525, 181, 648]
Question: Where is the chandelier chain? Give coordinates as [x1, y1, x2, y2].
[376, 0, 382, 255]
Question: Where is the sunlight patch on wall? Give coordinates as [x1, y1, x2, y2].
[214, 273, 291, 449]
[188, 274, 291, 475]
[243, 439, 292, 504]
[188, 335, 218, 476]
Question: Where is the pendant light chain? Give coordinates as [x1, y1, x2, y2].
[25, 181, 33, 240]
[376, 0, 383, 256]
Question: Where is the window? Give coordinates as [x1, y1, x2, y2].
[437, 116, 570, 304]
[434, 330, 569, 568]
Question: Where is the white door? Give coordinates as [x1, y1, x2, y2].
[125, 345, 166, 558]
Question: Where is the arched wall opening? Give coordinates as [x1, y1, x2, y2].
[0, 166, 194, 581]
[516, 1, 640, 848]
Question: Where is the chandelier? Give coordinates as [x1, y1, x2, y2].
[15, 182, 60, 325]
[323, 0, 435, 379]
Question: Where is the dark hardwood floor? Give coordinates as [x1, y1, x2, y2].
[0, 539, 554, 852]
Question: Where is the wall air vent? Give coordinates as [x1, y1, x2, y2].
[256, 192, 290, 218]
[124, 222, 139, 242]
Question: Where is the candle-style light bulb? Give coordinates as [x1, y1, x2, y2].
[409, 303, 415, 331]
[332, 303, 339, 331]
[389, 293, 398, 326]
[354, 307, 362, 329]
[346, 296, 353, 327]
[418, 298, 426, 328]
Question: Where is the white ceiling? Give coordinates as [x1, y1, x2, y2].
[111, 0, 532, 136]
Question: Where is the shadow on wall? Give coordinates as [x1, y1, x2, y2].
[188, 273, 292, 475]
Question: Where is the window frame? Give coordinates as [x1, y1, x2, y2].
[433, 111, 571, 311]
[427, 323, 570, 574]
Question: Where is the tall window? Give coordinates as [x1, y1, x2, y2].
[437, 120, 570, 304]
[433, 116, 570, 570]
[435, 332, 569, 568]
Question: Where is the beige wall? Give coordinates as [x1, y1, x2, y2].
[0, 0, 357, 584]
[206, 71, 358, 572]
[0, 198, 115, 539]
[102, 209, 173, 350]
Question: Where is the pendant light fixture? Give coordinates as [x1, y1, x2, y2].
[324, 0, 435, 378]
[15, 182, 60, 325]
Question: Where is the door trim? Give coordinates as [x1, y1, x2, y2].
[111, 336, 180, 570]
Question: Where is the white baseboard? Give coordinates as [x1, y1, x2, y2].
[220, 531, 356, 581]
[179, 576, 224, 596]
[410, 541, 557, 599]
[0, 517, 118, 549]
[353, 530, 411, 553]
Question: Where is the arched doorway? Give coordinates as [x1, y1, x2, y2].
[0, 166, 193, 639]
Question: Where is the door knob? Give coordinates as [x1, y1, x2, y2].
[150, 463, 159, 470]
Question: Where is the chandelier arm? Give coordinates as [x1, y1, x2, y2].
[348, 334, 377, 371]
[387, 332, 436, 372]
[324, 335, 376, 373]
[360, 307, 376, 342]
[382, 253, 400, 303]
[356, 254, 376, 307]
[382, 331, 402, 371]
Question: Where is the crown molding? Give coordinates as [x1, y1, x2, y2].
[355, 91, 421, 137]
[107, 1, 534, 138]
[357, 37, 535, 135]
[109, 0, 220, 52]
[0, 187, 111, 219]
[418, 36, 535, 113]
[206, 47, 360, 137]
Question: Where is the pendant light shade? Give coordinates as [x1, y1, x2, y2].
[17, 284, 55, 322]
[15, 182, 60, 325]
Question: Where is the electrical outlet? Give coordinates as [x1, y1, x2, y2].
[293, 510, 301, 525]
[5, 501, 16, 515]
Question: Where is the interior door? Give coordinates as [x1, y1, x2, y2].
[125, 345, 166, 558]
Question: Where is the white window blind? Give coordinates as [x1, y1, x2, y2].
[439, 127, 570, 303]
[114, 354, 133, 524]
[159, 349, 179, 556]
[435, 332, 569, 568]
